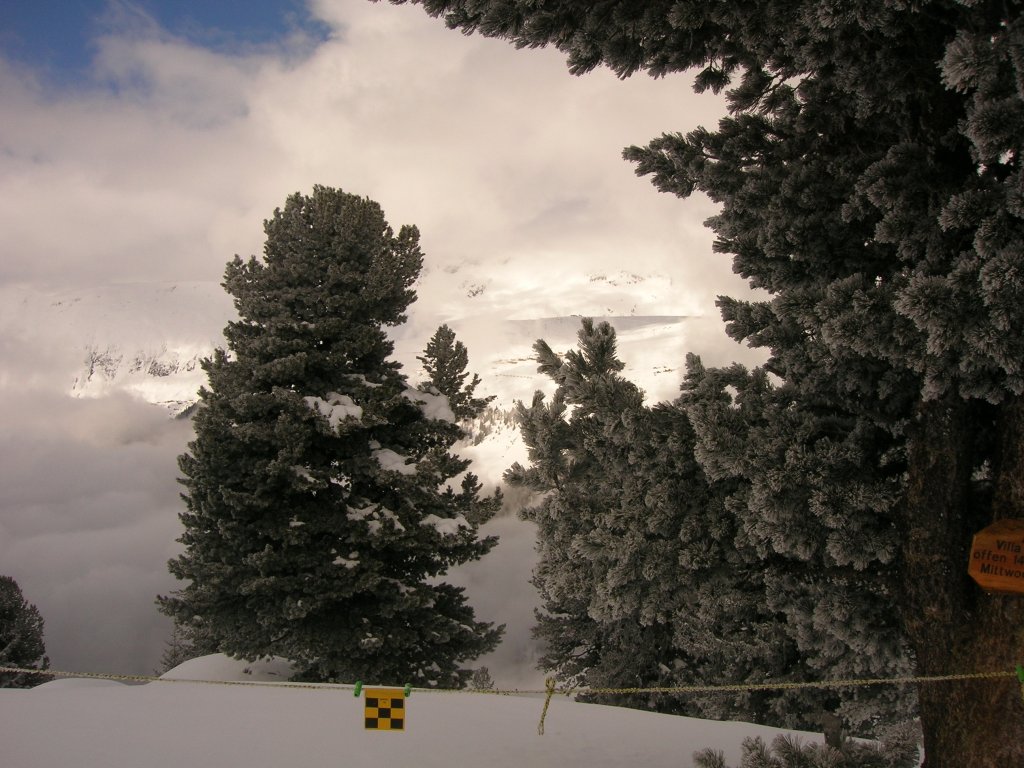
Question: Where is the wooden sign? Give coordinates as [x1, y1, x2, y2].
[364, 687, 405, 731]
[968, 519, 1024, 594]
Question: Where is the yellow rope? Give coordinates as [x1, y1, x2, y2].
[3, 664, 1019, 736]
[537, 677, 556, 735]
[579, 669, 1017, 697]
[0, 664, 554, 696]
[2, 665, 1016, 698]
[0, 665, 359, 692]
[545, 670, 1019, 735]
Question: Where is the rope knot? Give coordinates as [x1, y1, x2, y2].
[537, 677, 557, 736]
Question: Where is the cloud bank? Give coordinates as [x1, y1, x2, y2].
[0, 0, 761, 679]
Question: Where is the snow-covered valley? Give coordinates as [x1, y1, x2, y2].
[2, 274, 759, 417]
[0, 273, 761, 686]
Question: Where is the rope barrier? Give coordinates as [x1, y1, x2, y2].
[0, 665, 541, 696]
[0, 665, 360, 692]
[2, 664, 1020, 734]
[580, 669, 1018, 697]
[537, 677, 556, 735]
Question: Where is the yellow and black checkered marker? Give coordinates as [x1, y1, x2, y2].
[364, 687, 405, 731]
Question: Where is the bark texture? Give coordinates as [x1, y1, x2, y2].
[902, 397, 1024, 768]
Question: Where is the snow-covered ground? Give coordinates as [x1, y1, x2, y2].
[0, 655, 824, 768]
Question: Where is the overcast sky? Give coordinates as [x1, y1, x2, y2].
[0, 1, 752, 683]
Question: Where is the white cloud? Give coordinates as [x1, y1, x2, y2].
[0, 387, 191, 674]
[0, 0, 764, 678]
[0, 1, 740, 302]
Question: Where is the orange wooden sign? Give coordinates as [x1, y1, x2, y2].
[968, 519, 1024, 594]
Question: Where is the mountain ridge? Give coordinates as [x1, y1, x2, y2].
[3, 276, 736, 417]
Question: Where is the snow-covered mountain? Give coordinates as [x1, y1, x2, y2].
[0, 274, 761, 484]
[71, 342, 212, 414]
[1, 282, 232, 413]
[0, 275, 763, 685]
[3, 272, 750, 406]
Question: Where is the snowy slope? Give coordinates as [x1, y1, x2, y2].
[0, 654, 825, 768]
[0, 277, 764, 683]
[0, 274, 758, 416]
[0, 282, 232, 413]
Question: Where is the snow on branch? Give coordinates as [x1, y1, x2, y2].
[402, 387, 456, 422]
[373, 447, 418, 476]
[420, 514, 471, 536]
[303, 392, 363, 428]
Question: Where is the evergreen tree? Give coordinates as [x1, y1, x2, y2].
[694, 730, 919, 768]
[469, 665, 495, 690]
[508, 320, 808, 726]
[159, 186, 502, 687]
[390, 2, 1024, 762]
[156, 621, 210, 675]
[679, 355, 916, 740]
[0, 575, 49, 688]
[418, 324, 495, 420]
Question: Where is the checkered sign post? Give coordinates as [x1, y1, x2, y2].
[364, 687, 406, 731]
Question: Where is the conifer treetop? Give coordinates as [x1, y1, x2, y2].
[160, 186, 502, 687]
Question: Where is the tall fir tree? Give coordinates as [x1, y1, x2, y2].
[0, 575, 49, 688]
[388, 2, 1024, 763]
[418, 324, 495, 421]
[508, 320, 826, 729]
[159, 186, 503, 687]
[678, 354, 916, 740]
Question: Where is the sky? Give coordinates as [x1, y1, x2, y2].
[2, 1, 328, 82]
[0, 1, 755, 682]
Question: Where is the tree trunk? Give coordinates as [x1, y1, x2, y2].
[901, 396, 1024, 768]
